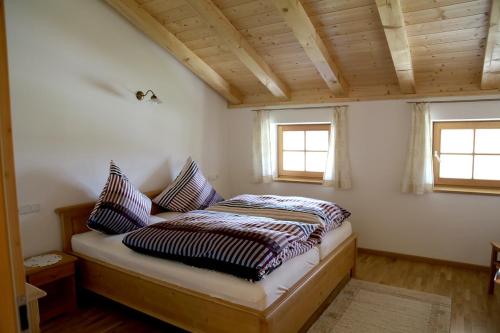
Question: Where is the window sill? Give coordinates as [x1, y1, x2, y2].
[274, 177, 323, 185]
[433, 185, 500, 196]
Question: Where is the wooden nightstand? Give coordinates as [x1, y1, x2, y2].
[24, 251, 77, 322]
[489, 241, 500, 295]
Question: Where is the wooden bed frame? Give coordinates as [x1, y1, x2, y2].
[55, 191, 357, 333]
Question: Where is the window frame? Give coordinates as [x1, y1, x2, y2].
[277, 123, 330, 182]
[433, 120, 500, 189]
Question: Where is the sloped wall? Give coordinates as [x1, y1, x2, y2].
[5, 0, 231, 257]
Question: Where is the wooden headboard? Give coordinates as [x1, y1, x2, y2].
[55, 190, 162, 253]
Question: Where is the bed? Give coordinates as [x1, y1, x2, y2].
[56, 190, 357, 333]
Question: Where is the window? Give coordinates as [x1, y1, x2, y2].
[277, 124, 330, 182]
[433, 121, 500, 189]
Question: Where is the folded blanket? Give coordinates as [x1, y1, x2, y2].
[123, 210, 319, 281]
[207, 194, 351, 239]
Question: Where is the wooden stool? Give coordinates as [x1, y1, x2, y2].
[26, 283, 46, 333]
[488, 241, 500, 295]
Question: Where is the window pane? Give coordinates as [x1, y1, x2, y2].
[283, 131, 304, 150]
[283, 151, 304, 171]
[306, 152, 327, 172]
[440, 129, 474, 153]
[306, 131, 329, 151]
[473, 155, 500, 180]
[475, 129, 500, 154]
[439, 154, 473, 179]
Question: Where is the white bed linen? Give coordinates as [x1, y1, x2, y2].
[72, 212, 320, 310]
[319, 221, 352, 260]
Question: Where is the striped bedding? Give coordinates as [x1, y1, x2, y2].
[122, 210, 319, 281]
[88, 161, 151, 234]
[207, 194, 350, 239]
[153, 157, 223, 212]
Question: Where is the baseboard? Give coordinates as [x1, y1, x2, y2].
[358, 248, 489, 272]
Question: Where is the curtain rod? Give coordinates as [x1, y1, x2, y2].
[251, 105, 348, 111]
[406, 98, 500, 104]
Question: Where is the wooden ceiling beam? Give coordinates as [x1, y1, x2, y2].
[375, 0, 416, 94]
[272, 0, 349, 96]
[481, 0, 500, 89]
[185, 0, 290, 100]
[105, 0, 242, 104]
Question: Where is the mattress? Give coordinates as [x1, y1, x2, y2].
[319, 221, 352, 260]
[72, 212, 320, 310]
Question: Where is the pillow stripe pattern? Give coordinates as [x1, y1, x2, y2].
[88, 161, 152, 234]
[153, 158, 223, 212]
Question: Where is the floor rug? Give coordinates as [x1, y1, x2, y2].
[308, 279, 451, 333]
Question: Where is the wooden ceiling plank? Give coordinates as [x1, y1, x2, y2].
[272, 0, 349, 96]
[403, 0, 480, 13]
[408, 27, 487, 46]
[406, 13, 488, 37]
[404, 0, 490, 26]
[375, 0, 415, 93]
[185, 0, 289, 99]
[140, 0, 185, 12]
[411, 39, 485, 57]
[481, 0, 500, 89]
[105, 0, 242, 104]
[302, 0, 374, 14]
[155, 4, 198, 24]
[219, 1, 276, 21]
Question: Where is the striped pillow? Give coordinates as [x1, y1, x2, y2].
[153, 158, 223, 212]
[88, 161, 152, 234]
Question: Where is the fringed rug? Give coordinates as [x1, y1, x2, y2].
[308, 279, 451, 333]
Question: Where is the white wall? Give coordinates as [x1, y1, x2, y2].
[5, 0, 231, 257]
[6, 1, 500, 267]
[227, 100, 500, 266]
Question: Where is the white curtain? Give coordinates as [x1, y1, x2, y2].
[323, 106, 352, 189]
[401, 102, 433, 194]
[252, 110, 273, 183]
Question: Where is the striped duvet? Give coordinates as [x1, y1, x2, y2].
[122, 210, 318, 281]
[208, 194, 351, 239]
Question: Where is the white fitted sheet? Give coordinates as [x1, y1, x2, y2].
[72, 212, 320, 310]
[319, 221, 352, 260]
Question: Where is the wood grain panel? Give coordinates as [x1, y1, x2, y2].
[404, 0, 489, 25]
[481, 0, 500, 89]
[105, 0, 243, 104]
[272, 0, 349, 95]
[108, 0, 500, 106]
[376, 0, 415, 93]
[186, 0, 290, 99]
[0, 0, 26, 331]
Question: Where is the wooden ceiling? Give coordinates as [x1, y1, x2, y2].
[107, 0, 500, 107]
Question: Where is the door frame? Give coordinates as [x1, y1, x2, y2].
[0, 0, 27, 331]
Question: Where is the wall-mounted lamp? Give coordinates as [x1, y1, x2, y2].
[136, 89, 161, 104]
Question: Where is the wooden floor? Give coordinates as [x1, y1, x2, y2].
[41, 253, 500, 333]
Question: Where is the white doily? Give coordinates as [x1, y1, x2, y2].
[24, 254, 63, 268]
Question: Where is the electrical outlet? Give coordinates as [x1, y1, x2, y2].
[31, 204, 41, 213]
[19, 204, 41, 215]
[19, 205, 32, 215]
